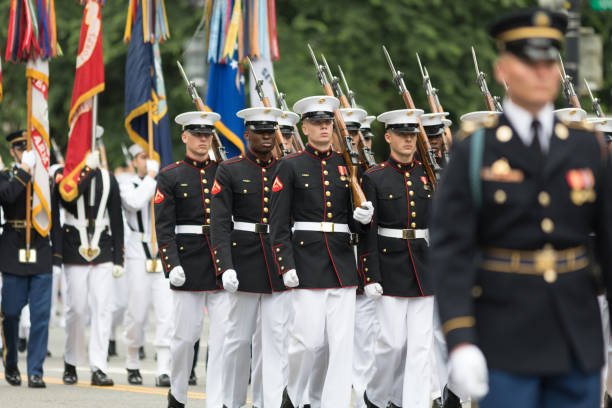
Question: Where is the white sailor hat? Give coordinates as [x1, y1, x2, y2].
[361, 115, 376, 139]
[587, 117, 612, 133]
[421, 112, 450, 137]
[377, 109, 424, 133]
[293, 96, 340, 120]
[278, 111, 300, 134]
[95, 125, 104, 139]
[340, 108, 367, 131]
[237, 107, 283, 132]
[554, 107, 587, 122]
[175, 111, 221, 133]
[460, 111, 502, 122]
[128, 144, 144, 159]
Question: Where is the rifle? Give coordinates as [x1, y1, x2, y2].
[270, 75, 305, 152]
[246, 57, 290, 158]
[584, 79, 605, 118]
[558, 56, 581, 109]
[177, 60, 227, 162]
[416, 52, 453, 155]
[329, 62, 376, 168]
[307, 44, 367, 208]
[50, 136, 65, 165]
[121, 143, 132, 168]
[382, 46, 439, 187]
[471, 47, 503, 112]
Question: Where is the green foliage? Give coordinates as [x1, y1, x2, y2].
[0, 0, 611, 166]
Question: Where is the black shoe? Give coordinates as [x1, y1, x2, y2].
[127, 369, 142, 385]
[28, 374, 46, 388]
[606, 394, 612, 408]
[168, 391, 185, 408]
[432, 397, 443, 408]
[188, 369, 197, 386]
[18, 338, 27, 353]
[138, 346, 146, 360]
[442, 385, 462, 408]
[364, 392, 380, 408]
[108, 340, 117, 357]
[155, 374, 170, 387]
[91, 369, 114, 386]
[5, 366, 21, 386]
[62, 362, 77, 385]
[280, 387, 294, 408]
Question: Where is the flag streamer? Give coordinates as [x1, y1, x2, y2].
[123, 0, 170, 43]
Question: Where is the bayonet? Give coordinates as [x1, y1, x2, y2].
[337, 65, 356, 108]
[558, 55, 581, 108]
[584, 78, 605, 118]
[471, 46, 502, 112]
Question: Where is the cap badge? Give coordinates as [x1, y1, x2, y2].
[534, 12, 551, 27]
[318, 98, 326, 104]
[346, 111, 353, 116]
[406, 111, 414, 116]
[281, 113, 288, 118]
[200, 113, 208, 118]
[264, 109, 271, 114]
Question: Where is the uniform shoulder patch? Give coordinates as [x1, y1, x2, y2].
[211, 179, 222, 195]
[272, 176, 283, 192]
[154, 188, 165, 204]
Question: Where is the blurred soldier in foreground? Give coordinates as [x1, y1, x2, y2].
[430, 9, 612, 408]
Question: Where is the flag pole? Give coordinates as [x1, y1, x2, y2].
[23, 76, 35, 263]
[89, 94, 98, 207]
[148, 101, 158, 270]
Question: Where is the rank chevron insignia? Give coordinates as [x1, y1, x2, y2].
[154, 188, 165, 204]
[272, 176, 283, 192]
[211, 179, 222, 195]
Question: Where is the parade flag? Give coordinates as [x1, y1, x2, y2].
[59, 0, 105, 202]
[124, 1, 173, 167]
[26, 59, 52, 236]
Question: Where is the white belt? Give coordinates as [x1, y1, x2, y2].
[378, 227, 429, 243]
[175, 224, 210, 235]
[64, 213, 110, 230]
[233, 221, 270, 234]
[293, 221, 350, 234]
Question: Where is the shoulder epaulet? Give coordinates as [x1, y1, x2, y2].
[457, 117, 498, 141]
[223, 155, 244, 165]
[562, 120, 595, 132]
[283, 151, 303, 160]
[161, 161, 181, 172]
[365, 162, 386, 175]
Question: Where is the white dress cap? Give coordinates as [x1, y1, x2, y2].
[340, 108, 367, 129]
[175, 111, 221, 131]
[587, 117, 612, 133]
[361, 115, 376, 129]
[554, 107, 587, 122]
[460, 111, 502, 122]
[377, 109, 424, 132]
[293, 95, 340, 119]
[128, 144, 143, 159]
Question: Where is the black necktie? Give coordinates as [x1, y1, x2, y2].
[531, 120, 542, 157]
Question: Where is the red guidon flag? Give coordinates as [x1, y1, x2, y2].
[59, 0, 105, 202]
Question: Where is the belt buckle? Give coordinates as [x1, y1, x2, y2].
[202, 225, 210, 235]
[401, 229, 416, 240]
[535, 245, 557, 283]
[320, 222, 334, 233]
[15, 220, 26, 228]
[255, 223, 269, 234]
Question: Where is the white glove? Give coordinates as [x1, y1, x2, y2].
[112, 265, 124, 278]
[364, 282, 383, 299]
[448, 344, 489, 400]
[146, 159, 160, 175]
[222, 269, 239, 293]
[282, 269, 299, 288]
[169, 266, 186, 287]
[353, 201, 374, 225]
[52, 265, 62, 276]
[85, 151, 100, 169]
[21, 150, 36, 171]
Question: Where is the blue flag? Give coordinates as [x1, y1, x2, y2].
[124, 4, 173, 167]
[205, 53, 246, 158]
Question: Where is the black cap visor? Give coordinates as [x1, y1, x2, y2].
[185, 124, 215, 134]
[302, 111, 334, 121]
[247, 121, 278, 133]
[504, 38, 561, 61]
[279, 125, 295, 135]
[387, 124, 419, 134]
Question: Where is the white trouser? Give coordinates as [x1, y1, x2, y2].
[353, 295, 379, 408]
[251, 310, 263, 408]
[19, 305, 31, 339]
[287, 287, 356, 408]
[50, 266, 62, 327]
[64, 262, 114, 371]
[598, 295, 612, 403]
[367, 295, 434, 408]
[123, 257, 172, 375]
[222, 291, 290, 408]
[110, 271, 128, 341]
[170, 290, 227, 406]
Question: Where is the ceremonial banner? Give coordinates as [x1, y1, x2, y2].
[26, 59, 52, 236]
[124, 2, 173, 167]
[59, 0, 105, 201]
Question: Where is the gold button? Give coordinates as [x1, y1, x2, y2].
[327, 212, 333, 218]
[364, 267, 369, 272]
[206, 208, 211, 213]
[322, 160, 327, 165]
[278, 256, 283, 261]
[205, 198, 210, 204]
[496, 125, 513, 142]
[206, 218, 210, 224]
[183, 193, 188, 197]
[398, 164, 402, 168]
[543, 269, 557, 283]
[363, 258, 367, 262]
[264, 207, 269, 213]
[162, 248, 167, 252]
[243, 189, 249, 193]
[541, 218, 554, 233]
[327, 202, 332, 207]
[411, 222, 416, 228]
[405, 172, 410, 177]
[263, 218, 268, 223]
[276, 248, 280, 252]
[471, 285, 483, 298]
[326, 191, 331, 197]
[203, 179, 208, 184]
[216, 259, 220, 263]
[218, 267, 221, 271]
[411, 212, 416, 217]
[200, 170, 205, 174]
[388, 194, 393, 199]
[324, 170, 328, 175]
[204, 188, 210, 194]
[300, 241, 304, 245]
[232, 242, 237, 247]
[214, 250, 218, 254]
[264, 197, 269, 203]
[165, 256, 168, 260]
[494, 189, 507, 204]
[409, 191, 414, 196]
[264, 177, 268, 182]
[324, 180, 330, 186]
[382, 248, 387, 253]
[264, 187, 269, 192]
[305, 183, 309, 187]
[366, 277, 371, 282]
[180, 246, 184, 251]
[262, 168, 266, 173]
[555, 123, 568, 140]
[538, 191, 550, 207]
[410, 201, 415, 206]
[407, 181, 412, 186]
[281, 266, 285, 270]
